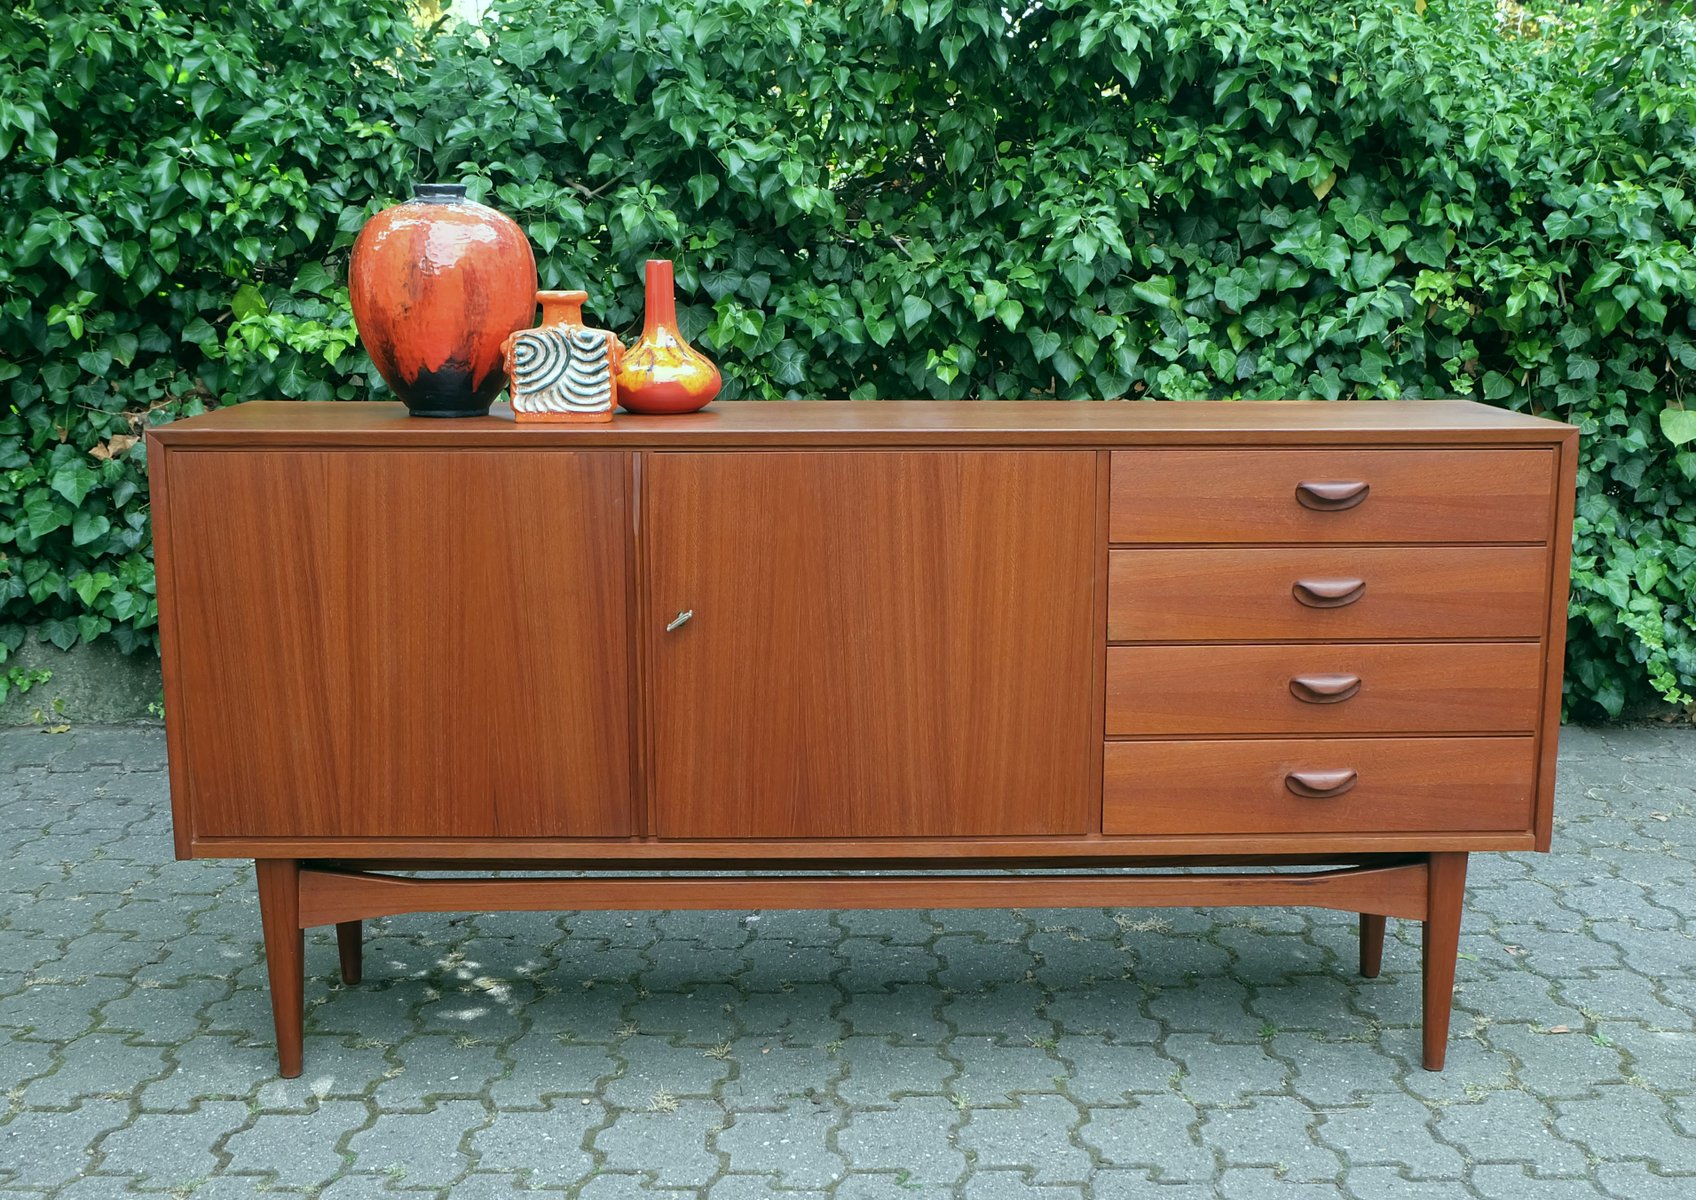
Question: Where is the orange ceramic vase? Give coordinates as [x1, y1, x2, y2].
[501, 290, 621, 423]
[349, 183, 537, 417]
[617, 259, 721, 414]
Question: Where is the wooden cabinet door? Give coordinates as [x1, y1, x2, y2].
[162, 450, 633, 840]
[644, 450, 1098, 838]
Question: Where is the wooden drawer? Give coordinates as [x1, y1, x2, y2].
[1109, 449, 1553, 543]
[1103, 737, 1537, 834]
[1107, 546, 1549, 641]
[1105, 643, 1544, 735]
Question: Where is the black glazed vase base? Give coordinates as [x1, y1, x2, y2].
[393, 362, 506, 419]
[402, 406, 494, 418]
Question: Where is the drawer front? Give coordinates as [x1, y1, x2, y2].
[1109, 449, 1553, 543]
[1107, 546, 1550, 641]
[1103, 737, 1537, 835]
[1105, 643, 1544, 735]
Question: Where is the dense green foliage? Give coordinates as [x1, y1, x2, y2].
[2, 0, 1694, 719]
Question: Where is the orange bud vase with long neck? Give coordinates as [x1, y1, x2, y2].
[617, 259, 721, 414]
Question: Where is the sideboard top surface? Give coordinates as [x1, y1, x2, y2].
[150, 399, 1575, 449]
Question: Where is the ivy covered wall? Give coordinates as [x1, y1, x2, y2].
[2, 0, 1693, 718]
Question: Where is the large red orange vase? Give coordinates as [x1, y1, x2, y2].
[349, 183, 538, 418]
[617, 259, 721, 414]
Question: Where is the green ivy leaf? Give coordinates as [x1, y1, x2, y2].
[1661, 408, 1696, 448]
[1028, 329, 1062, 362]
[687, 174, 720, 208]
[295, 262, 337, 295]
[48, 459, 99, 506]
[1131, 276, 1176, 309]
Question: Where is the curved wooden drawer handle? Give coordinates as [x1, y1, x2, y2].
[1295, 480, 1370, 510]
[1292, 578, 1367, 608]
[1285, 768, 1359, 799]
[1289, 673, 1362, 704]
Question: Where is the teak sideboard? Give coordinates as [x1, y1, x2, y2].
[148, 399, 1578, 1077]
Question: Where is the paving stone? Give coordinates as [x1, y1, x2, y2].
[837, 910, 942, 945]
[836, 938, 942, 992]
[732, 984, 844, 1042]
[219, 1101, 371, 1187]
[601, 1034, 733, 1107]
[346, 1098, 490, 1185]
[96, 977, 230, 1044]
[627, 984, 742, 1042]
[1200, 1096, 1343, 1183]
[741, 909, 841, 945]
[0, 974, 133, 1039]
[434, 1173, 551, 1198]
[1216, 1167, 1348, 1198]
[712, 1041, 838, 1110]
[17, 1032, 168, 1105]
[1436, 1090, 1588, 1174]
[941, 984, 1053, 1040]
[372, 1037, 506, 1109]
[135, 1034, 279, 1109]
[1554, 1086, 1696, 1172]
[1599, 1023, 1696, 1093]
[1161, 1034, 1291, 1104]
[836, 983, 949, 1041]
[1468, 1164, 1610, 1199]
[934, 933, 1036, 990]
[963, 1171, 1086, 1198]
[1315, 1094, 1465, 1178]
[655, 909, 752, 948]
[951, 1034, 1069, 1101]
[1045, 979, 1161, 1043]
[1079, 1095, 1214, 1182]
[1146, 981, 1260, 1040]
[1592, 1160, 1696, 1199]
[486, 1034, 619, 1108]
[1092, 1174, 1216, 1199]
[837, 1096, 967, 1185]
[713, 1103, 846, 1189]
[0, 1100, 132, 1187]
[1344, 1168, 1472, 1199]
[591, 1100, 723, 1187]
[470, 1101, 602, 1187]
[1053, 1034, 1174, 1102]
[957, 1094, 1090, 1183]
[835, 1037, 955, 1105]
[832, 1170, 933, 1198]
[1274, 1033, 1403, 1106]
[94, 1101, 249, 1187]
[740, 939, 842, 988]
[1030, 929, 1135, 985]
[49, 1176, 151, 1199]
[575, 1174, 669, 1198]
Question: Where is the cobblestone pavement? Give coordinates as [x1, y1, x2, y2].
[1, 726, 1694, 1198]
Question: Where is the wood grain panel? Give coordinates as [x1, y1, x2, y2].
[1109, 449, 1553, 543]
[1108, 546, 1550, 641]
[645, 450, 1098, 838]
[1105, 643, 1544, 735]
[1104, 738, 1537, 835]
[1534, 430, 1582, 849]
[150, 399, 1580, 450]
[297, 861, 1431, 925]
[164, 450, 633, 839]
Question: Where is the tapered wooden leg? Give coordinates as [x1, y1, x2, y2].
[1421, 852, 1469, 1071]
[335, 920, 363, 985]
[1359, 913, 1386, 978]
[256, 859, 304, 1078]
